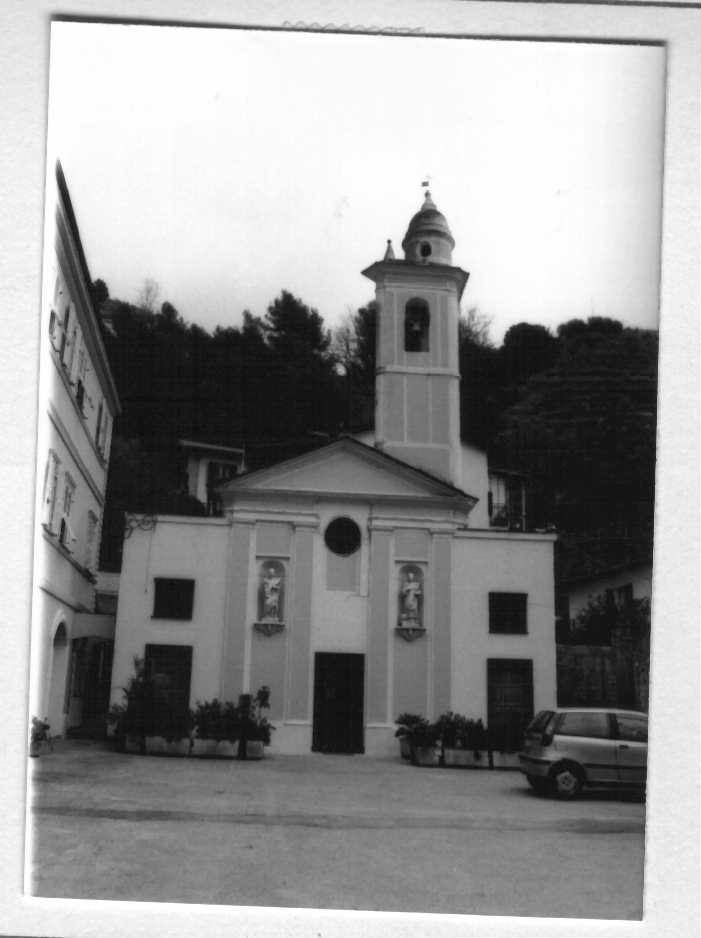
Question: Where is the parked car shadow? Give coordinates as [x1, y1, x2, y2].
[513, 781, 646, 803]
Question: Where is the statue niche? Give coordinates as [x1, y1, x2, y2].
[397, 564, 425, 634]
[255, 560, 286, 636]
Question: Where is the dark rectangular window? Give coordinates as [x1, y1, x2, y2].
[153, 578, 195, 620]
[95, 591, 118, 615]
[489, 592, 527, 634]
[76, 379, 86, 414]
[60, 306, 70, 362]
[527, 710, 555, 734]
[95, 401, 103, 447]
[614, 713, 647, 743]
[556, 710, 612, 740]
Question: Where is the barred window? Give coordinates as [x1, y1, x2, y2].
[489, 592, 528, 634]
[153, 578, 195, 620]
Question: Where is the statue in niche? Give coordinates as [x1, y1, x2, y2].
[399, 567, 423, 627]
[259, 562, 284, 622]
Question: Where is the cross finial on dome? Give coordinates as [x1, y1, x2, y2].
[421, 188, 437, 211]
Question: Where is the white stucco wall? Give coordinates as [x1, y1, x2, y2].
[311, 502, 370, 654]
[110, 517, 230, 708]
[110, 495, 557, 755]
[460, 443, 490, 527]
[451, 531, 557, 722]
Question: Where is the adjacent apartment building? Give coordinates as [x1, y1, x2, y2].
[30, 162, 120, 738]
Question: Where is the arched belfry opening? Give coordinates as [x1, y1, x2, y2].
[404, 298, 430, 352]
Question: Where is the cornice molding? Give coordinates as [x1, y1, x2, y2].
[455, 528, 558, 542]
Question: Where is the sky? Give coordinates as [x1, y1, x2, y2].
[46, 22, 666, 343]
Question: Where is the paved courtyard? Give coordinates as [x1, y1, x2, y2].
[28, 740, 646, 918]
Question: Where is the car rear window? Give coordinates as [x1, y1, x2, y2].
[527, 711, 555, 733]
[556, 711, 611, 739]
[615, 714, 648, 742]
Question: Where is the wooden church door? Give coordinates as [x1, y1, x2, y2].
[312, 653, 365, 754]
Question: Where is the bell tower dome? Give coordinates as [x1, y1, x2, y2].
[402, 190, 455, 265]
[362, 192, 469, 486]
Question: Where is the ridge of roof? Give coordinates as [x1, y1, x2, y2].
[224, 434, 478, 503]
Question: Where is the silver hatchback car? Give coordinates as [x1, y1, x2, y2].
[518, 708, 648, 798]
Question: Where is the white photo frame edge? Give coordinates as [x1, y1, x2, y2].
[1, 2, 698, 937]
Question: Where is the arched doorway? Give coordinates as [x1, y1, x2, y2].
[47, 622, 69, 736]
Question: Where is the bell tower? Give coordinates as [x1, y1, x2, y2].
[362, 191, 469, 486]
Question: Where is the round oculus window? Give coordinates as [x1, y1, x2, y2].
[324, 517, 361, 556]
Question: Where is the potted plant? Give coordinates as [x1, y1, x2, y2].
[461, 718, 487, 766]
[29, 717, 52, 758]
[435, 711, 461, 766]
[394, 713, 424, 760]
[116, 657, 191, 755]
[438, 713, 487, 768]
[191, 699, 240, 757]
[486, 721, 524, 769]
[236, 686, 274, 760]
[408, 718, 440, 766]
[106, 703, 126, 749]
[191, 699, 222, 756]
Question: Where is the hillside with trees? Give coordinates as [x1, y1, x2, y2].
[94, 279, 658, 582]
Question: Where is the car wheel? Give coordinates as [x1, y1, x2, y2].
[548, 762, 583, 799]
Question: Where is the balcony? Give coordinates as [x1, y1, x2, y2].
[488, 471, 526, 531]
[488, 500, 525, 531]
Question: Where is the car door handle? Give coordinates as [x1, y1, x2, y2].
[618, 744, 629, 750]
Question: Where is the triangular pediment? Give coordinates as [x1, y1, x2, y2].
[221, 438, 475, 505]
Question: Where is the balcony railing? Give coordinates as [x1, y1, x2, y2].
[489, 501, 524, 531]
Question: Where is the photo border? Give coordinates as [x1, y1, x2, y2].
[1, 2, 698, 937]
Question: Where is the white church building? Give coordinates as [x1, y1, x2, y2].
[110, 192, 557, 755]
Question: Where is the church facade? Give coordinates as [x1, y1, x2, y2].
[109, 193, 557, 755]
